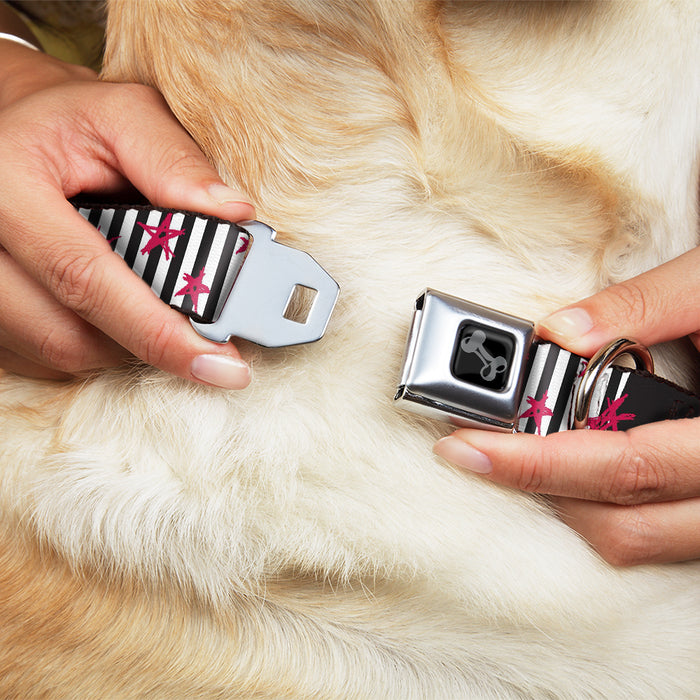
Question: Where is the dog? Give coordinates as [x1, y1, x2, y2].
[1, 0, 699, 696]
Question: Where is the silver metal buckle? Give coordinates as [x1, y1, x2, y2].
[395, 289, 535, 432]
[572, 338, 653, 429]
[191, 221, 339, 347]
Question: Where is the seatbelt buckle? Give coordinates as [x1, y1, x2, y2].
[191, 221, 339, 347]
[395, 289, 535, 432]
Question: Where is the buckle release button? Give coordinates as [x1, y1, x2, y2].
[452, 323, 515, 392]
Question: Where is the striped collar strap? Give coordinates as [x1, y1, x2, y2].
[76, 203, 339, 347]
[515, 341, 699, 434]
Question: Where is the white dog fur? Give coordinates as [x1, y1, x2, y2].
[0, 1, 699, 697]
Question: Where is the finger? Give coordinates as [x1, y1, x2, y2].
[536, 245, 700, 356]
[81, 83, 255, 222]
[0, 80, 254, 221]
[433, 417, 700, 505]
[0, 190, 252, 388]
[0, 248, 127, 372]
[0, 347, 73, 381]
[552, 496, 700, 566]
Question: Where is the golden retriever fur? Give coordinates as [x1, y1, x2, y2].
[1, 0, 699, 696]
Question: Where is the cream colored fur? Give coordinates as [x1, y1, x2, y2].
[1, 1, 699, 697]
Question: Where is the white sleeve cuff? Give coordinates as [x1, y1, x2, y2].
[0, 32, 40, 52]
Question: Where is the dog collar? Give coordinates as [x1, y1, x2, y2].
[76, 203, 339, 347]
[395, 289, 700, 434]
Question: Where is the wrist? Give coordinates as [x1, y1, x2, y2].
[0, 32, 39, 51]
[0, 42, 97, 110]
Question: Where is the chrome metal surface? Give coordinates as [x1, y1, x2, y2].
[572, 338, 653, 429]
[191, 221, 339, 347]
[395, 289, 535, 432]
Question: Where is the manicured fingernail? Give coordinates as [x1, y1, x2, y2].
[191, 354, 251, 389]
[539, 308, 594, 341]
[207, 183, 252, 207]
[433, 436, 492, 474]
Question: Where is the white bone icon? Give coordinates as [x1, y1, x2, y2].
[460, 329, 508, 382]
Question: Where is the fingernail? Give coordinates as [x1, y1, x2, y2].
[433, 436, 492, 474]
[207, 183, 252, 207]
[539, 308, 594, 341]
[191, 354, 251, 389]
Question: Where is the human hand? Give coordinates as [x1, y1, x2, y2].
[434, 246, 700, 566]
[0, 39, 255, 387]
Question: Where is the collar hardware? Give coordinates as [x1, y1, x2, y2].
[396, 289, 699, 434]
[190, 220, 339, 347]
[76, 203, 339, 348]
[395, 289, 535, 432]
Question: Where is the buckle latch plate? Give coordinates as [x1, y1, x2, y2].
[395, 289, 535, 431]
[191, 221, 339, 347]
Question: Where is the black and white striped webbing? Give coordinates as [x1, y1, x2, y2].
[76, 203, 250, 324]
[516, 341, 700, 434]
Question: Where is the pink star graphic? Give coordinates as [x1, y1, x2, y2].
[588, 394, 635, 431]
[235, 236, 249, 255]
[175, 267, 210, 314]
[98, 225, 120, 244]
[519, 390, 554, 435]
[106, 230, 121, 244]
[138, 212, 185, 260]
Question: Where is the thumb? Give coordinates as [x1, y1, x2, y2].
[537, 246, 700, 356]
[97, 83, 255, 223]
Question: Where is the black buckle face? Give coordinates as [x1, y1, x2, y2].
[395, 289, 535, 432]
[452, 323, 516, 392]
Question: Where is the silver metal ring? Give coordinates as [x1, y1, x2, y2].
[572, 338, 654, 429]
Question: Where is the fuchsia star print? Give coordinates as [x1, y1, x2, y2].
[587, 394, 635, 431]
[175, 268, 211, 314]
[137, 212, 186, 260]
[518, 391, 554, 436]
